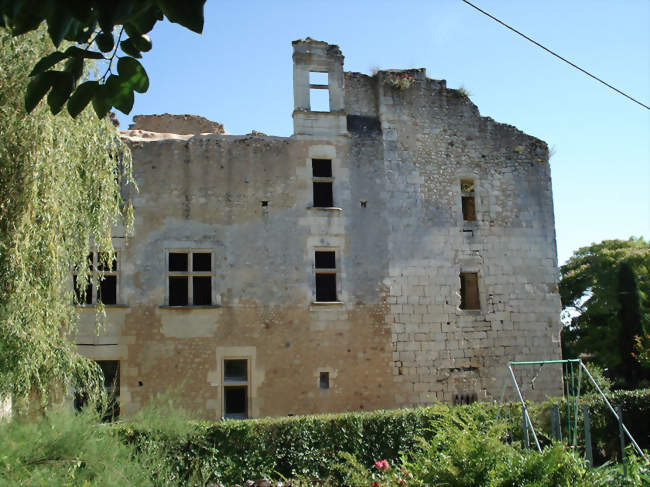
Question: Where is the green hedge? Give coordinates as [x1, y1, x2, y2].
[117, 403, 500, 485]
[116, 390, 650, 486]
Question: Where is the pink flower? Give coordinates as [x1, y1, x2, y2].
[374, 460, 390, 470]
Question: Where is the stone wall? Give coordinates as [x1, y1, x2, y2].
[73, 39, 562, 420]
[129, 114, 225, 135]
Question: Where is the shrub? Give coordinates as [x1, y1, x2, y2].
[0, 407, 152, 486]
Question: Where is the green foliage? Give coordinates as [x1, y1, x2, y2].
[535, 389, 650, 464]
[0, 407, 153, 486]
[560, 238, 650, 387]
[2, 399, 648, 486]
[0, 26, 133, 401]
[335, 410, 649, 487]
[0, 0, 206, 117]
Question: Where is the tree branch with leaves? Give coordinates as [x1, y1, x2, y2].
[0, 0, 206, 118]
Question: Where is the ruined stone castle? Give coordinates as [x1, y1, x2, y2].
[74, 39, 562, 420]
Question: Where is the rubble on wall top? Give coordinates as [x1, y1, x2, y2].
[128, 114, 226, 135]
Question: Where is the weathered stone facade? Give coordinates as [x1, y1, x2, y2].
[75, 39, 562, 419]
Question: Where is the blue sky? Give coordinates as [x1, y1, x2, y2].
[116, 0, 650, 265]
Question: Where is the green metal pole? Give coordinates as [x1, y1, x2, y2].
[617, 406, 627, 477]
[579, 361, 647, 461]
[583, 404, 593, 466]
[507, 365, 541, 452]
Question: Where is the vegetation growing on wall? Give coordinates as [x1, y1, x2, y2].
[0, 26, 133, 402]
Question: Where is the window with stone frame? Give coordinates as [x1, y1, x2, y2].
[167, 250, 213, 306]
[459, 272, 480, 310]
[460, 179, 476, 222]
[314, 250, 337, 302]
[223, 359, 248, 419]
[73, 252, 118, 305]
[312, 159, 334, 208]
[309, 71, 330, 112]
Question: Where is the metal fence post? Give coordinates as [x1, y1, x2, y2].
[551, 404, 562, 441]
[616, 406, 627, 477]
[522, 409, 530, 449]
[583, 404, 593, 466]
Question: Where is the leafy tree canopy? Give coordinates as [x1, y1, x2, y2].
[0, 26, 133, 402]
[0, 0, 206, 118]
[560, 237, 650, 387]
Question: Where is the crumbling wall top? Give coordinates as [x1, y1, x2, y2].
[292, 38, 342, 59]
[128, 114, 225, 135]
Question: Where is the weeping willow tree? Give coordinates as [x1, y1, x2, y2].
[0, 26, 133, 403]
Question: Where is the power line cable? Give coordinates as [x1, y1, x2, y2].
[461, 0, 650, 110]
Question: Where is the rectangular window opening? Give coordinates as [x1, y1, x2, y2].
[74, 360, 120, 422]
[224, 359, 248, 419]
[98, 275, 117, 305]
[169, 276, 189, 306]
[460, 179, 476, 221]
[460, 272, 480, 310]
[312, 159, 334, 208]
[192, 252, 211, 272]
[73, 252, 118, 305]
[224, 386, 247, 419]
[319, 371, 330, 389]
[224, 359, 248, 383]
[73, 275, 93, 305]
[167, 250, 214, 306]
[169, 252, 188, 272]
[309, 71, 328, 85]
[310, 88, 330, 112]
[315, 251, 336, 269]
[312, 159, 332, 177]
[315, 251, 337, 302]
[192, 276, 212, 305]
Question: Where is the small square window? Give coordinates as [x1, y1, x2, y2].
[312, 159, 332, 178]
[313, 182, 333, 207]
[309, 72, 328, 85]
[169, 252, 188, 272]
[73, 252, 118, 305]
[167, 250, 214, 306]
[319, 371, 330, 390]
[224, 359, 248, 383]
[315, 251, 335, 269]
[224, 386, 247, 419]
[192, 252, 211, 272]
[309, 88, 330, 112]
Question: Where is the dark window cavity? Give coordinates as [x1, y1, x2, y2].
[73, 252, 118, 305]
[319, 371, 330, 389]
[168, 251, 213, 306]
[312, 159, 334, 207]
[460, 272, 480, 310]
[224, 359, 248, 419]
[315, 250, 337, 302]
[169, 252, 188, 272]
[461, 179, 476, 221]
[74, 360, 120, 421]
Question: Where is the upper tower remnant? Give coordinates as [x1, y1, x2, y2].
[292, 38, 347, 136]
